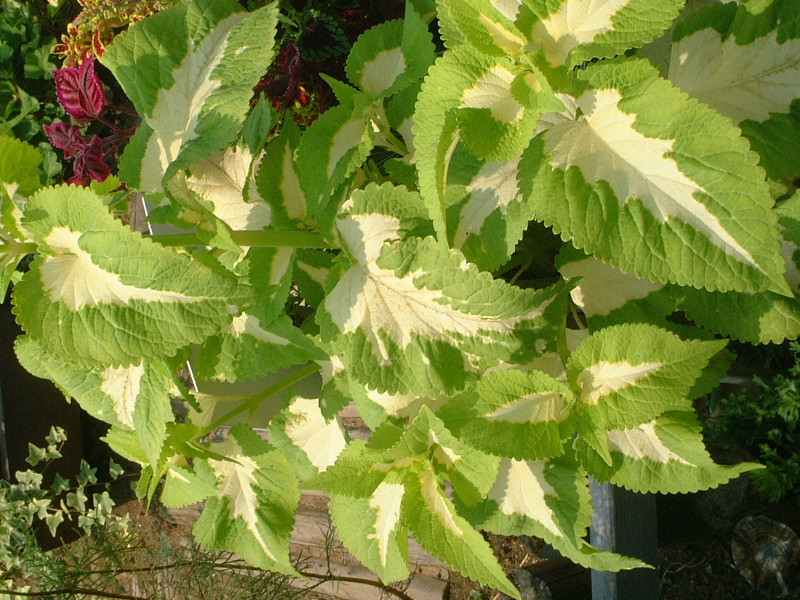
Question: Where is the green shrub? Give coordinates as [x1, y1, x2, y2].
[706, 342, 800, 506]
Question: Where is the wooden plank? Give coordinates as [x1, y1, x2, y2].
[589, 480, 659, 600]
[290, 556, 448, 600]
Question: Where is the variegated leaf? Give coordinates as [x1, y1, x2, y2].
[526, 0, 684, 70]
[345, 5, 435, 99]
[15, 336, 174, 468]
[194, 311, 326, 382]
[329, 486, 411, 582]
[255, 120, 308, 228]
[102, 0, 279, 192]
[566, 324, 726, 430]
[668, 1, 800, 179]
[557, 246, 676, 329]
[194, 425, 299, 574]
[576, 411, 762, 493]
[414, 45, 562, 238]
[460, 454, 645, 571]
[186, 144, 271, 232]
[270, 394, 348, 480]
[520, 57, 789, 295]
[318, 183, 568, 395]
[404, 468, 520, 598]
[14, 185, 247, 367]
[437, 369, 571, 461]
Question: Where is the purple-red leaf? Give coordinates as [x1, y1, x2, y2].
[44, 122, 88, 159]
[53, 58, 107, 122]
[72, 135, 111, 183]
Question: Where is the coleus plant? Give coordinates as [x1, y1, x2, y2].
[1, 0, 800, 596]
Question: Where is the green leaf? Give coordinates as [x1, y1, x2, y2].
[194, 425, 299, 575]
[329, 488, 411, 583]
[520, 57, 789, 295]
[345, 5, 435, 99]
[318, 183, 568, 395]
[566, 324, 726, 430]
[527, 0, 684, 69]
[437, 369, 571, 461]
[255, 120, 307, 228]
[0, 136, 41, 207]
[194, 311, 326, 383]
[13, 185, 246, 366]
[557, 247, 676, 329]
[101, 0, 280, 192]
[15, 336, 174, 469]
[576, 410, 762, 493]
[404, 468, 520, 599]
[269, 394, 348, 480]
[461, 453, 646, 571]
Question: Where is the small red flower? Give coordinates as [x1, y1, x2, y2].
[53, 58, 108, 122]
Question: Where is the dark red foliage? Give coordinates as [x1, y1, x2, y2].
[53, 58, 108, 123]
[44, 122, 112, 185]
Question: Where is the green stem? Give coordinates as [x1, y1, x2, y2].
[198, 362, 321, 437]
[149, 230, 333, 249]
[0, 240, 37, 255]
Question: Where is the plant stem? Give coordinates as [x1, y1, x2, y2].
[198, 362, 321, 437]
[3, 588, 149, 600]
[0, 241, 37, 255]
[149, 230, 333, 249]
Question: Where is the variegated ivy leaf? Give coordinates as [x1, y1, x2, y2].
[520, 57, 789, 295]
[575, 410, 762, 493]
[668, 1, 800, 180]
[460, 453, 645, 571]
[13, 185, 247, 367]
[526, 0, 684, 71]
[15, 336, 174, 469]
[345, 4, 435, 100]
[318, 183, 568, 396]
[557, 246, 676, 330]
[101, 0, 279, 192]
[269, 394, 348, 481]
[329, 486, 411, 583]
[255, 120, 307, 229]
[193, 424, 299, 574]
[194, 311, 326, 383]
[437, 369, 571, 461]
[566, 324, 726, 430]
